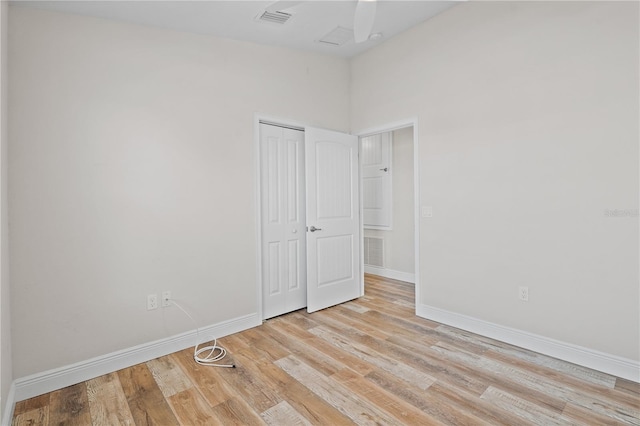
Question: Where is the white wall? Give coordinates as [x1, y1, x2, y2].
[9, 7, 349, 378]
[7, 0, 639, 390]
[1, 0, 12, 416]
[352, 1, 639, 362]
[364, 127, 415, 277]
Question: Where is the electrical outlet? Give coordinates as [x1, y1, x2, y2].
[518, 286, 529, 302]
[162, 291, 171, 307]
[147, 294, 158, 310]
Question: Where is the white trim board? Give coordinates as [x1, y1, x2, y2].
[417, 303, 640, 383]
[1, 382, 15, 426]
[354, 117, 420, 314]
[11, 313, 261, 403]
[364, 266, 415, 284]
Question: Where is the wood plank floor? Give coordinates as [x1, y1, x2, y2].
[13, 274, 640, 425]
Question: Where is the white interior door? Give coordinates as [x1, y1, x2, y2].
[260, 123, 307, 319]
[305, 127, 361, 313]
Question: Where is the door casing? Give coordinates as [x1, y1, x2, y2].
[355, 118, 420, 310]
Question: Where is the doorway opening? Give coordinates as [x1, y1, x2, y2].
[358, 121, 419, 305]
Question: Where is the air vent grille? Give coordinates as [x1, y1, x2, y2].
[317, 26, 353, 47]
[364, 237, 384, 268]
[258, 11, 292, 25]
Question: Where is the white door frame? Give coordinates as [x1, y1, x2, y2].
[354, 118, 420, 309]
[254, 114, 310, 320]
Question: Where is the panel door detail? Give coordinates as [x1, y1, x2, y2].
[260, 123, 306, 319]
[305, 127, 361, 313]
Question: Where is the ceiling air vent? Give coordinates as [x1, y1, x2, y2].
[258, 10, 292, 25]
[317, 26, 353, 47]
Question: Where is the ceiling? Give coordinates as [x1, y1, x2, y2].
[11, 0, 458, 58]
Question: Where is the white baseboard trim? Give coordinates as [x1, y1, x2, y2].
[1, 382, 16, 426]
[417, 303, 640, 383]
[12, 312, 261, 403]
[364, 266, 415, 284]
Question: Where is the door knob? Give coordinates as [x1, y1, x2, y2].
[309, 226, 322, 232]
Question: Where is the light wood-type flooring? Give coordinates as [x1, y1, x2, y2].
[13, 274, 640, 425]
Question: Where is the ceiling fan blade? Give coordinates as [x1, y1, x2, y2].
[266, 0, 304, 13]
[353, 0, 377, 43]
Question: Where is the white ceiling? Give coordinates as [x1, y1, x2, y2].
[11, 0, 458, 58]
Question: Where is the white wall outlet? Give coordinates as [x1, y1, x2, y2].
[147, 294, 158, 310]
[162, 291, 171, 307]
[421, 206, 433, 218]
[518, 286, 529, 302]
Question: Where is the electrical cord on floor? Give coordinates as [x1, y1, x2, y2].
[169, 299, 236, 368]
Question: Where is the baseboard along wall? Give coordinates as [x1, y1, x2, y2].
[7, 313, 261, 410]
[364, 266, 415, 284]
[417, 303, 640, 383]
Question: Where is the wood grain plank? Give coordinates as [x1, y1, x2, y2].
[561, 402, 627, 425]
[331, 368, 444, 425]
[265, 319, 373, 376]
[480, 386, 565, 425]
[233, 327, 291, 360]
[312, 308, 391, 341]
[616, 378, 640, 397]
[310, 325, 437, 391]
[86, 372, 135, 425]
[257, 320, 348, 376]
[426, 381, 540, 426]
[48, 383, 92, 425]
[276, 355, 400, 425]
[339, 301, 370, 314]
[485, 349, 640, 410]
[216, 333, 253, 358]
[209, 351, 282, 413]
[118, 362, 179, 425]
[434, 341, 572, 410]
[363, 369, 493, 425]
[335, 307, 449, 350]
[438, 324, 618, 389]
[171, 348, 238, 407]
[385, 333, 520, 396]
[209, 397, 266, 426]
[431, 342, 640, 424]
[146, 356, 193, 398]
[237, 350, 353, 425]
[261, 401, 312, 426]
[167, 388, 224, 425]
[12, 407, 48, 426]
[12, 394, 50, 417]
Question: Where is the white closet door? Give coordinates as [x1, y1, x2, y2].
[305, 127, 361, 313]
[260, 123, 306, 319]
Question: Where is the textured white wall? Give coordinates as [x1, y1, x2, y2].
[352, 2, 639, 360]
[9, 7, 349, 377]
[364, 127, 415, 275]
